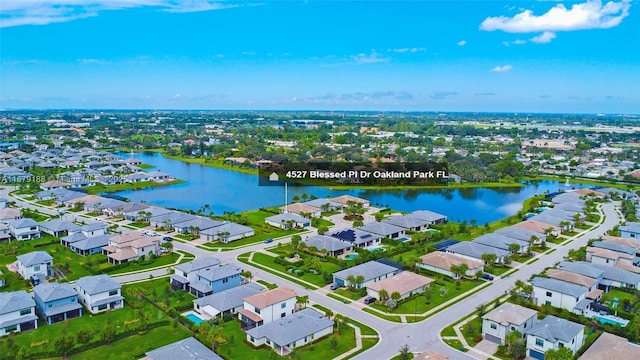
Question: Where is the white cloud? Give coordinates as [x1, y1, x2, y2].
[351, 50, 389, 64]
[0, 1, 251, 28]
[480, 0, 631, 33]
[530, 31, 557, 43]
[492, 65, 512, 72]
[502, 39, 528, 46]
[457, 40, 467, 46]
[388, 47, 425, 53]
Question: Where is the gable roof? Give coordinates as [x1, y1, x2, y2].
[332, 260, 398, 282]
[420, 251, 483, 271]
[38, 219, 81, 233]
[71, 234, 112, 251]
[591, 240, 637, 255]
[472, 233, 528, 251]
[194, 283, 264, 313]
[246, 308, 333, 346]
[244, 287, 296, 309]
[526, 315, 583, 343]
[411, 210, 448, 222]
[302, 235, 352, 252]
[546, 269, 598, 289]
[34, 282, 77, 302]
[366, 271, 433, 295]
[382, 214, 430, 229]
[330, 228, 381, 245]
[173, 217, 223, 230]
[17, 251, 53, 267]
[200, 222, 254, 237]
[0, 290, 35, 315]
[531, 277, 588, 298]
[513, 220, 560, 234]
[145, 337, 222, 360]
[75, 274, 121, 295]
[359, 221, 405, 236]
[265, 212, 309, 224]
[174, 257, 221, 274]
[557, 261, 605, 279]
[494, 226, 546, 242]
[197, 264, 241, 282]
[580, 332, 640, 360]
[483, 303, 537, 326]
[447, 241, 510, 260]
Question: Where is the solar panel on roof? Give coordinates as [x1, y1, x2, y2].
[361, 234, 371, 239]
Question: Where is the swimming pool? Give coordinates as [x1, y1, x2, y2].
[368, 246, 387, 252]
[398, 237, 410, 242]
[345, 253, 359, 260]
[595, 315, 628, 327]
[185, 313, 206, 325]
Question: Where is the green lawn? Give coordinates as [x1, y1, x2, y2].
[460, 316, 483, 346]
[250, 252, 334, 287]
[84, 180, 185, 195]
[327, 293, 351, 304]
[237, 254, 316, 289]
[291, 322, 355, 358]
[335, 288, 366, 300]
[362, 308, 401, 322]
[312, 218, 335, 229]
[256, 279, 277, 290]
[92, 252, 184, 275]
[440, 324, 457, 337]
[601, 289, 636, 311]
[390, 353, 415, 360]
[137, 163, 156, 169]
[485, 265, 512, 276]
[214, 319, 273, 360]
[443, 339, 466, 352]
[128, 221, 151, 228]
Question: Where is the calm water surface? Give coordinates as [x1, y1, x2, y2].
[114, 152, 589, 224]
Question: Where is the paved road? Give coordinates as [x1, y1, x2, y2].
[4, 186, 621, 359]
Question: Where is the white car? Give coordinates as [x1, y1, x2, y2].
[144, 230, 158, 236]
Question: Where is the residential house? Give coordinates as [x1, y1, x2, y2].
[482, 303, 537, 345]
[303, 198, 343, 212]
[279, 203, 322, 218]
[601, 235, 640, 249]
[75, 274, 124, 314]
[331, 195, 370, 208]
[559, 261, 640, 291]
[149, 211, 197, 229]
[382, 214, 431, 232]
[6, 218, 40, 240]
[472, 233, 529, 254]
[79, 222, 108, 237]
[531, 277, 588, 311]
[170, 257, 221, 291]
[246, 308, 333, 354]
[0, 223, 10, 242]
[529, 214, 574, 232]
[34, 282, 83, 324]
[580, 332, 640, 360]
[302, 235, 352, 257]
[16, 251, 53, 281]
[193, 283, 264, 318]
[70, 234, 114, 256]
[545, 269, 599, 293]
[39, 219, 81, 238]
[123, 205, 170, 222]
[587, 247, 635, 267]
[447, 241, 510, 264]
[103, 202, 148, 218]
[329, 228, 382, 248]
[190, 264, 242, 298]
[239, 287, 297, 329]
[264, 213, 310, 229]
[200, 222, 255, 243]
[332, 260, 400, 288]
[144, 337, 222, 360]
[359, 221, 406, 239]
[410, 210, 448, 225]
[494, 226, 546, 245]
[525, 315, 585, 359]
[0, 290, 38, 336]
[419, 252, 484, 279]
[514, 220, 560, 237]
[102, 231, 159, 264]
[619, 222, 640, 239]
[173, 217, 223, 234]
[366, 271, 433, 301]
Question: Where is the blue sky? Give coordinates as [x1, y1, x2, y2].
[1, 0, 638, 113]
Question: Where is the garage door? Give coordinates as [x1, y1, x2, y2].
[529, 349, 545, 360]
[483, 333, 502, 344]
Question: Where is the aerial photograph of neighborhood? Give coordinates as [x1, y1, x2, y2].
[0, 0, 639, 359]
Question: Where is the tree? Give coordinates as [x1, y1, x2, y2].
[56, 335, 75, 359]
[378, 289, 389, 301]
[559, 221, 571, 234]
[505, 330, 526, 360]
[508, 243, 521, 254]
[330, 337, 339, 351]
[291, 234, 302, 249]
[241, 270, 253, 283]
[374, 213, 385, 222]
[317, 225, 329, 235]
[476, 303, 486, 317]
[481, 253, 497, 265]
[398, 344, 411, 360]
[450, 264, 468, 279]
[346, 275, 357, 290]
[390, 291, 402, 302]
[544, 347, 573, 360]
[296, 295, 309, 309]
[355, 275, 365, 289]
[352, 219, 363, 227]
[76, 327, 97, 344]
[333, 313, 345, 334]
[102, 325, 115, 344]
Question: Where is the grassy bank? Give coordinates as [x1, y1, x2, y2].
[85, 179, 186, 195]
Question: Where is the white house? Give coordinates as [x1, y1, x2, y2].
[239, 287, 297, 329]
[619, 222, 640, 239]
[526, 315, 585, 359]
[16, 251, 53, 280]
[246, 308, 333, 354]
[419, 252, 484, 279]
[170, 257, 221, 292]
[332, 260, 400, 288]
[0, 290, 38, 336]
[75, 274, 124, 314]
[264, 213, 310, 229]
[6, 218, 41, 241]
[531, 277, 588, 311]
[482, 303, 537, 345]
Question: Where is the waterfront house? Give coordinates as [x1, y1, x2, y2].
[529, 214, 574, 232]
[265, 213, 310, 229]
[525, 315, 584, 359]
[482, 303, 537, 345]
[246, 308, 333, 355]
[279, 202, 322, 218]
[494, 226, 546, 244]
[419, 252, 484, 279]
[331, 195, 370, 208]
[34, 282, 83, 324]
[75, 274, 124, 314]
[359, 221, 406, 239]
[303, 198, 343, 212]
[411, 210, 448, 225]
[332, 260, 400, 288]
[124, 205, 171, 222]
[16, 251, 52, 281]
[149, 211, 197, 229]
[0, 290, 38, 336]
[239, 287, 297, 329]
[200, 222, 255, 243]
[513, 220, 560, 237]
[329, 228, 382, 248]
[382, 214, 431, 232]
[302, 234, 353, 257]
[173, 217, 223, 234]
[193, 283, 264, 318]
[365, 271, 433, 301]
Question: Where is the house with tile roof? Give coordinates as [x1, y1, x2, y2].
[239, 287, 297, 329]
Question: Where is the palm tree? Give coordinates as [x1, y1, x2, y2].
[346, 275, 357, 290]
[508, 243, 521, 254]
[378, 289, 389, 301]
[241, 270, 253, 283]
[390, 291, 402, 302]
[296, 295, 309, 309]
[333, 313, 344, 334]
[355, 274, 365, 289]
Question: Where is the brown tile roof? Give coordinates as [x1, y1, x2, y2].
[279, 203, 320, 215]
[108, 248, 137, 261]
[573, 188, 606, 197]
[580, 332, 640, 360]
[243, 287, 296, 309]
[366, 272, 433, 295]
[587, 247, 634, 261]
[420, 252, 483, 271]
[546, 269, 598, 289]
[331, 195, 369, 205]
[514, 220, 560, 234]
[238, 309, 263, 323]
[602, 235, 640, 248]
[615, 260, 640, 274]
[110, 231, 146, 244]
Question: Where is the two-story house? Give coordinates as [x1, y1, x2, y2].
[6, 218, 41, 240]
[170, 257, 221, 292]
[16, 251, 53, 283]
[190, 264, 242, 298]
[0, 223, 10, 242]
[239, 287, 297, 329]
[482, 303, 537, 345]
[75, 274, 124, 314]
[34, 282, 83, 324]
[102, 231, 159, 264]
[532, 277, 588, 311]
[526, 315, 585, 359]
[0, 290, 38, 336]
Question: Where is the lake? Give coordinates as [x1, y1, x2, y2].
[113, 152, 589, 224]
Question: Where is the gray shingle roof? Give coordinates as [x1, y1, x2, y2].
[246, 308, 333, 346]
[174, 217, 223, 230]
[200, 222, 254, 237]
[38, 219, 81, 233]
[359, 221, 405, 237]
[494, 226, 546, 242]
[558, 261, 605, 279]
[526, 315, 584, 343]
[330, 228, 382, 246]
[411, 210, 448, 222]
[145, 337, 222, 360]
[333, 260, 398, 282]
[17, 251, 53, 267]
[303, 235, 352, 252]
[75, 274, 121, 295]
[591, 241, 636, 255]
[0, 290, 35, 315]
[532, 277, 588, 297]
[529, 214, 573, 227]
[34, 282, 77, 302]
[472, 233, 529, 251]
[265, 213, 309, 224]
[71, 234, 113, 251]
[382, 214, 430, 229]
[62, 232, 88, 243]
[447, 241, 510, 260]
[194, 283, 264, 313]
[7, 218, 39, 229]
[197, 264, 241, 282]
[174, 257, 221, 274]
[620, 222, 640, 234]
[81, 222, 108, 232]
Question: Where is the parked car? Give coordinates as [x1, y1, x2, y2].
[364, 296, 376, 305]
[162, 236, 173, 241]
[330, 283, 340, 290]
[482, 273, 494, 281]
[144, 230, 158, 236]
[264, 238, 273, 243]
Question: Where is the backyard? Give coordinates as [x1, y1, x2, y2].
[249, 252, 341, 287]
